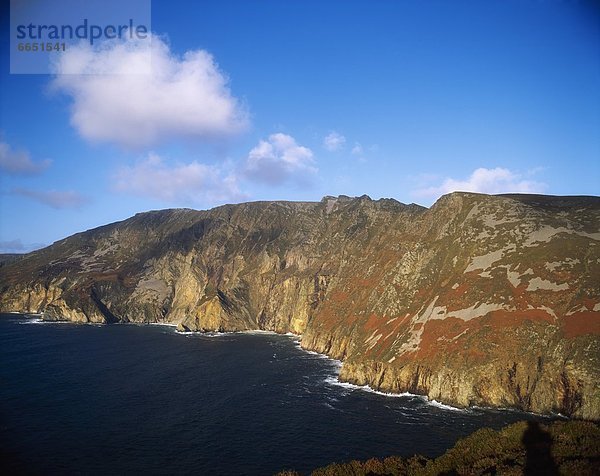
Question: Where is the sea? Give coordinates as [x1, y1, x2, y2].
[0, 313, 552, 475]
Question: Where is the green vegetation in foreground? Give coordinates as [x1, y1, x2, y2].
[277, 420, 600, 475]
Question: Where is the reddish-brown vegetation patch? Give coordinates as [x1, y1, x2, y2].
[562, 311, 600, 338]
[330, 290, 349, 303]
[486, 309, 555, 329]
[363, 313, 382, 332]
[416, 317, 471, 358]
[512, 283, 529, 298]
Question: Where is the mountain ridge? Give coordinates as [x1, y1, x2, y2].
[1, 192, 599, 419]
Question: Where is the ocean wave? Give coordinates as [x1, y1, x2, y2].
[17, 318, 44, 325]
[323, 376, 469, 412]
[18, 318, 74, 325]
[241, 329, 278, 335]
[176, 330, 239, 338]
[174, 328, 296, 338]
[291, 341, 342, 366]
[427, 399, 468, 412]
[323, 376, 410, 397]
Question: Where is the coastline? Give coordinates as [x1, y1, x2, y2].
[2, 312, 563, 418]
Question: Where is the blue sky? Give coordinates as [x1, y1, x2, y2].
[0, 0, 599, 252]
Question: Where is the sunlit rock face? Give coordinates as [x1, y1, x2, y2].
[2, 192, 599, 419]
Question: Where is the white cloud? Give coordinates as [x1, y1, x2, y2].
[351, 142, 364, 156]
[323, 131, 346, 151]
[0, 141, 51, 175]
[114, 153, 245, 205]
[50, 34, 249, 148]
[13, 188, 90, 209]
[414, 167, 547, 198]
[0, 239, 45, 254]
[244, 133, 316, 186]
[0, 239, 26, 252]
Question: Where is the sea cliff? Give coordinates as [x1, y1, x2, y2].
[1, 192, 599, 418]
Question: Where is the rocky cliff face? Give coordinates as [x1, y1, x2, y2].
[1, 193, 599, 419]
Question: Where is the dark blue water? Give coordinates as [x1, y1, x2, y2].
[0, 314, 548, 475]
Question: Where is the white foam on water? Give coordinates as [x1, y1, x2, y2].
[202, 332, 235, 338]
[18, 318, 73, 325]
[173, 329, 236, 338]
[322, 376, 469, 412]
[17, 318, 44, 325]
[324, 376, 410, 397]
[323, 376, 358, 390]
[292, 342, 342, 366]
[304, 349, 330, 358]
[174, 328, 301, 339]
[241, 329, 278, 335]
[470, 404, 565, 419]
[428, 399, 468, 412]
